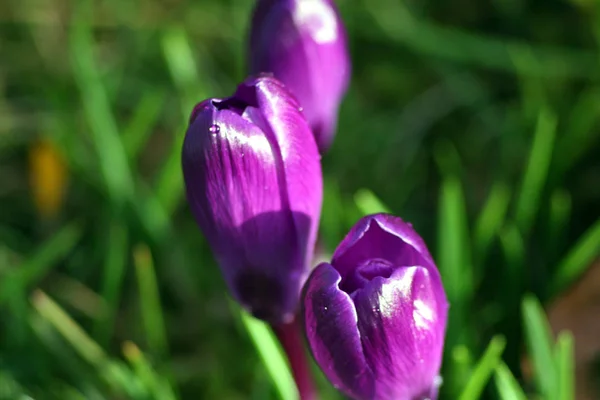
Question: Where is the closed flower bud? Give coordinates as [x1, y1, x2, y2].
[303, 214, 448, 400]
[249, 0, 351, 152]
[182, 75, 323, 324]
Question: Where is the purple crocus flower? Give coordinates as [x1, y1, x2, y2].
[303, 214, 448, 400]
[249, 0, 351, 152]
[181, 75, 322, 324]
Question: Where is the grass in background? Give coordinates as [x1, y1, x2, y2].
[1, 0, 599, 398]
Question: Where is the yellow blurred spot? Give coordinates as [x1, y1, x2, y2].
[29, 139, 67, 219]
[122, 340, 142, 361]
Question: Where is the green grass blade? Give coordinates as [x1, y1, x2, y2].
[547, 189, 571, 255]
[31, 290, 106, 366]
[94, 221, 128, 347]
[436, 171, 472, 356]
[70, 8, 133, 204]
[498, 223, 525, 288]
[320, 178, 348, 250]
[494, 362, 528, 400]
[555, 88, 600, 177]
[434, 140, 472, 304]
[474, 182, 511, 261]
[438, 174, 472, 304]
[131, 185, 171, 243]
[0, 222, 82, 304]
[123, 341, 178, 400]
[555, 331, 574, 400]
[515, 109, 557, 235]
[154, 131, 185, 215]
[522, 294, 557, 399]
[133, 244, 168, 356]
[435, 140, 472, 351]
[0, 372, 29, 399]
[354, 189, 392, 215]
[123, 89, 165, 161]
[157, 26, 215, 215]
[458, 336, 506, 400]
[234, 302, 298, 400]
[551, 218, 600, 294]
[160, 26, 203, 117]
[157, 23, 228, 216]
[508, 45, 547, 120]
[364, 2, 599, 79]
[452, 345, 474, 392]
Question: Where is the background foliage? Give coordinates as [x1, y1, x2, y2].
[1, 0, 599, 398]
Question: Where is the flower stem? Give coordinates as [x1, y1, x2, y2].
[273, 318, 317, 400]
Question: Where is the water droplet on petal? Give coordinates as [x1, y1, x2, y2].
[209, 124, 220, 134]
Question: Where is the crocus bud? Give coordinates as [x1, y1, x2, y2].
[182, 75, 322, 324]
[249, 0, 351, 152]
[303, 214, 448, 400]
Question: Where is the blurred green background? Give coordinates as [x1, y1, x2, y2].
[1, 0, 599, 399]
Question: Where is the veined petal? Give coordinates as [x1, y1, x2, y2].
[353, 266, 446, 400]
[303, 263, 374, 399]
[181, 76, 322, 323]
[249, 0, 350, 151]
[331, 214, 436, 280]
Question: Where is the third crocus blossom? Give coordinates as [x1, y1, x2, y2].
[303, 213, 448, 400]
[249, 0, 350, 152]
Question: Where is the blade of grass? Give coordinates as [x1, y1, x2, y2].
[363, 0, 599, 79]
[551, 218, 600, 294]
[498, 223, 525, 290]
[474, 181, 511, 261]
[123, 89, 165, 161]
[70, 6, 133, 205]
[458, 336, 506, 400]
[131, 190, 171, 244]
[546, 189, 571, 260]
[30, 293, 147, 397]
[555, 331, 574, 400]
[49, 274, 106, 318]
[0, 222, 82, 304]
[438, 174, 470, 300]
[435, 140, 472, 350]
[522, 294, 557, 400]
[93, 221, 128, 347]
[494, 362, 528, 400]
[452, 345, 474, 393]
[157, 26, 215, 215]
[161, 26, 203, 117]
[0, 371, 28, 399]
[554, 88, 600, 178]
[515, 109, 557, 235]
[31, 290, 106, 366]
[123, 341, 178, 400]
[153, 131, 185, 215]
[320, 177, 347, 250]
[354, 188, 392, 215]
[508, 45, 548, 120]
[133, 244, 167, 357]
[29, 311, 104, 394]
[233, 301, 298, 400]
[437, 177, 471, 355]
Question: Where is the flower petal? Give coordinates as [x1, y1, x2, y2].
[353, 266, 446, 400]
[249, 0, 350, 151]
[182, 77, 322, 322]
[331, 214, 436, 279]
[303, 263, 374, 399]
